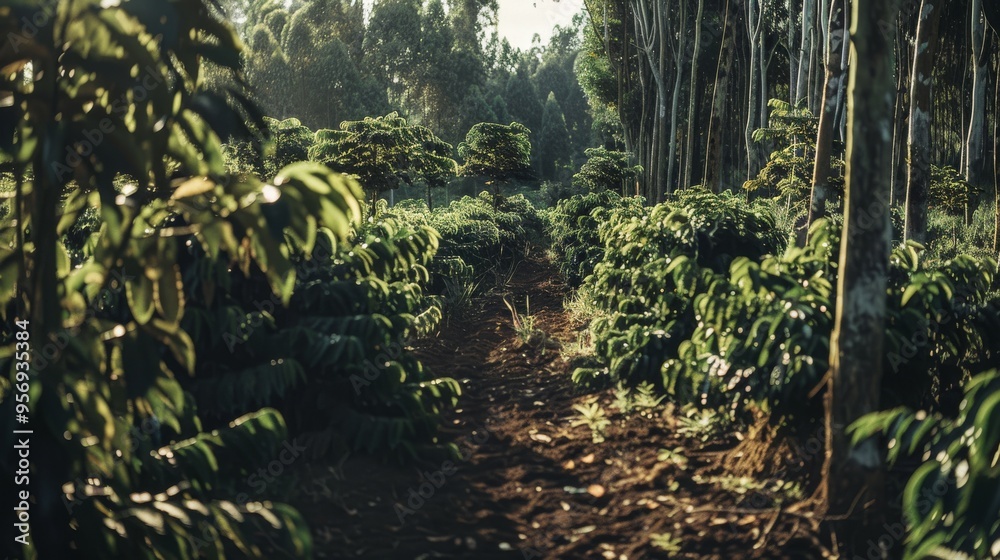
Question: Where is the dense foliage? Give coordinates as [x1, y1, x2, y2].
[852, 370, 1000, 559]
[0, 2, 348, 556]
[548, 191, 644, 287]
[553, 191, 1000, 420]
[309, 113, 457, 206]
[183, 211, 459, 460]
[572, 147, 642, 195]
[458, 122, 534, 202]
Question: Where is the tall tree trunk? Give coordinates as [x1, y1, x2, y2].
[684, 0, 705, 188]
[657, 3, 670, 200]
[789, 0, 799, 104]
[807, 0, 847, 232]
[632, 0, 670, 201]
[890, 19, 910, 208]
[746, 0, 764, 179]
[665, 0, 684, 196]
[705, 0, 734, 193]
[823, 0, 898, 550]
[965, 0, 989, 187]
[994, 51, 999, 254]
[760, 32, 769, 147]
[796, 0, 817, 108]
[28, 47, 76, 559]
[834, 14, 851, 142]
[904, 0, 943, 243]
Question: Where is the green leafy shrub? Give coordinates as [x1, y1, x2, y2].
[926, 203, 996, 265]
[744, 99, 843, 207]
[183, 211, 460, 460]
[851, 370, 1000, 560]
[0, 2, 442, 556]
[224, 117, 316, 178]
[548, 191, 644, 287]
[577, 189, 786, 391]
[417, 192, 543, 282]
[570, 190, 1000, 421]
[572, 147, 642, 195]
[930, 165, 976, 216]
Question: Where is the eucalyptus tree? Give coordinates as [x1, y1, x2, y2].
[703, 0, 736, 193]
[458, 86, 499, 132]
[683, 0, 707, 190]
[825, 0, 900, 542]
[746, 0, 768, 179]
[364, 0, 423, 108]
[808, 0, 847, 227]
[416, 0, 460, 135]
[449, 0, 500, 51]
[505, 62, 545, 135]
[633, 0, 672, 200]
[963, 0, 989, 187]
[795, 0, 817, 110]
[904, 0, 943, 243]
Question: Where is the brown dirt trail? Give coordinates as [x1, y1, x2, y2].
[291, 255, 829, 560]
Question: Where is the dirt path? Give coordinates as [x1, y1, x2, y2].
[291, 256, 829, 559]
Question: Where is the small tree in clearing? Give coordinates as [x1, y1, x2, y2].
[458, 122, 533, 207]
[310, 112, 456, 212]
[573, 147, 642, 195]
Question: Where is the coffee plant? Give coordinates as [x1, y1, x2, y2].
[851, 370, 1000, 560]
[570, 189, 786, 389]
[182, 209, 460, 460]
[548, 191, 645, 288]
[0, 1, 363, 556]
[554, 190, 1000, 420]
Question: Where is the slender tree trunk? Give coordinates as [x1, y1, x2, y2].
[632, 0, 669, 201]
[760, 32, 769, 148]
[823, 0, 898, 549]
[891, 20, 910, 208]
[705, 0, 734, 193]
[789, 0, 799, 104]
[657, 2, 670, 200]
[965, 0, 989, 187]
[807, 0, 847, 233]
[834, 13, 851, 142]
[746, 0, 763, 179]
[904, 0, 943, 243]
[662, 0, 683, 196]
[812, 0, 827, 116]
[796, 0, 816, 108]
[994, 52, 999, 254]
[28, 45, 75, 558]
[684, 0, 705, 188]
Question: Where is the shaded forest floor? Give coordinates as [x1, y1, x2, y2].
[288, 254, 836, 559]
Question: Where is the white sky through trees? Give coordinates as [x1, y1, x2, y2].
[358, 0, 582, 51]
[496, 0, 582, 50]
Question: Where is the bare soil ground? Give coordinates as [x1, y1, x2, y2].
[288, 255, 834, 559]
